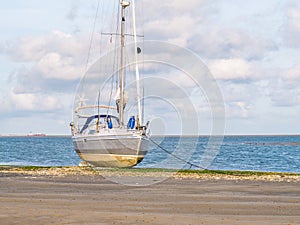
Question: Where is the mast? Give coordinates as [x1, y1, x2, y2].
[119, 1, 130, 127]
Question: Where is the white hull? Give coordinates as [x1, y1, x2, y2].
[72, 132, 149, 168]
[71, 1, 150, 168]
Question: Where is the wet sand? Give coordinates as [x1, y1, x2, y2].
[0, 169, 300, 224]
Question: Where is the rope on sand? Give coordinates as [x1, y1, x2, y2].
[148, 138, 206, 170]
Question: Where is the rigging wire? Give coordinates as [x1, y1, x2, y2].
[148, 138, 206, 170]
[76, 0, 101, 117]
[85, 0, 101, 73]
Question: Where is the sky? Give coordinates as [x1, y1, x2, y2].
[0, 0, 300, 135]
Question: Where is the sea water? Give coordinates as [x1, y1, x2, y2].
[0, 135, 300, 173]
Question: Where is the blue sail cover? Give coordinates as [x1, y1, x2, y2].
[127, 116, 135, 129]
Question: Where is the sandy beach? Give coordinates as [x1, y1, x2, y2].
[0, 167, 300, 225]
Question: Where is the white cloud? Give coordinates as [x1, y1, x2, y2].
[141, 1, 277, 60]
[9, 36, 47, 62]
[9, 30, 88, 63]
[266, 66, 300, 107]
[10, 92, 62, 112]
[141, 0, 206, 19]
[144, 15, 196, 46]
[217, 81, 260, 119]
[226, 101, 253, 119]
[141, 0, 207, 46]
[3, 30, 89, 96]
[190, 27, 277, 60]
[35, 52, 81, 80]
[169, 0, 206, 13]
[268, 87, 300, 107]
[262, 66, 300, 109]
[282, 1, 300, 47]
[0, 90, 66, 116]
[208, 58, 252, 80]
[283, 64, 300, 85]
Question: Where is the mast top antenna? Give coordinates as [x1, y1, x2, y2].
[121, 1, 130, 7]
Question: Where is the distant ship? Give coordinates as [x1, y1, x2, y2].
[27, 132, 46, 137]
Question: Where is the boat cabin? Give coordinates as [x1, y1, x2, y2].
[80, 115, 120, 134]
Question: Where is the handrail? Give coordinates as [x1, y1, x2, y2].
[74, 105, 117, 113]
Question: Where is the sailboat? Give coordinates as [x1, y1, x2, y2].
[70, 0, 149, 168]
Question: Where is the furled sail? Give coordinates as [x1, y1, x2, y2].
[114, 88, 129, 112]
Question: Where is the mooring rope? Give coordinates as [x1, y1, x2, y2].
[148, 138, 206, 170]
